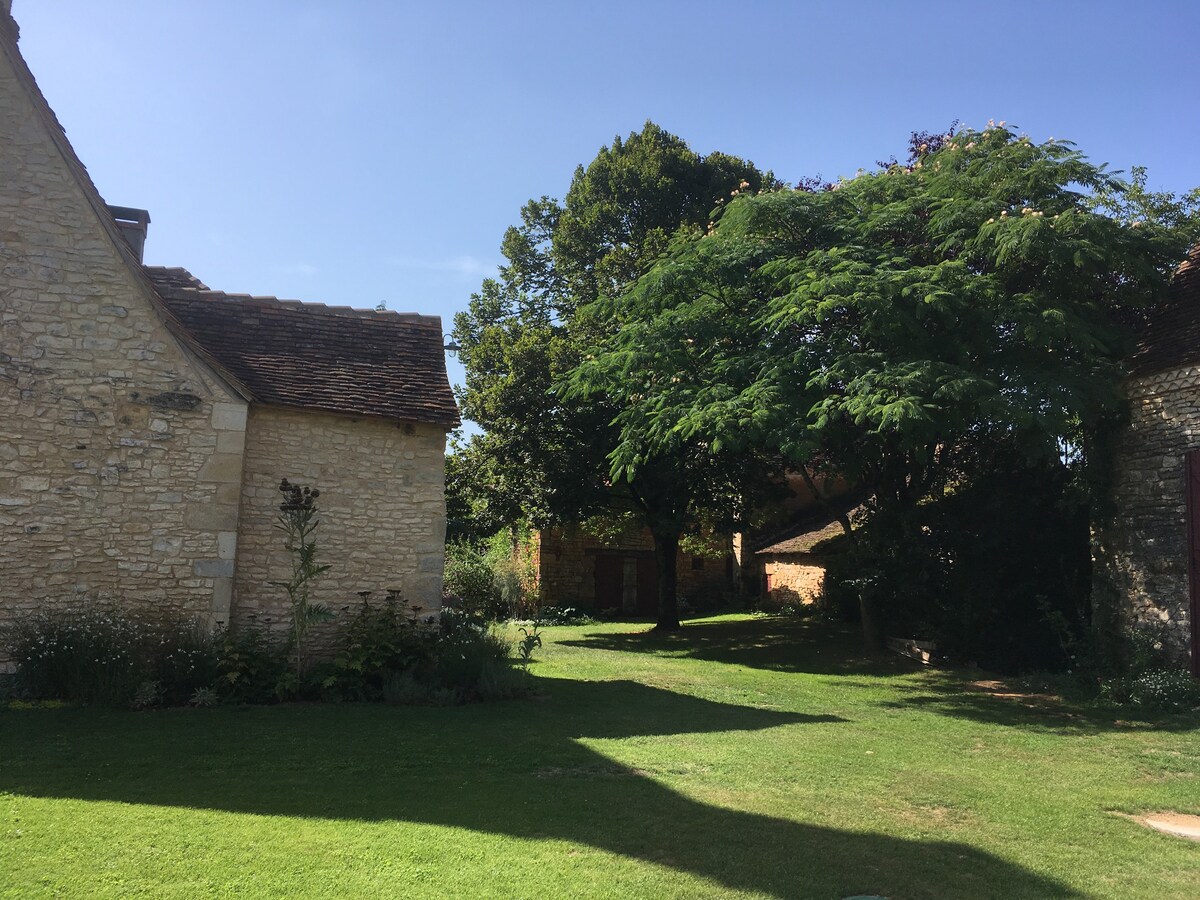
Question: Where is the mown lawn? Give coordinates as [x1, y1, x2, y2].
[1, 614, 1198, 899]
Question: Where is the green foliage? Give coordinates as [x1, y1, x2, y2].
[1099, 670, 1200, 713]
[485, 526, 539, 619]
[443, 539, 500, 616]
[190, 686, 220, 709]
[215, 624, 289, 704]
[444, 525, 539, 622]
[823, 452, 1092, 672]
[1093, 623, 1200, 712]
[153, 619, 223, 705]
[323, 600, 519, 705]
[5, 607, 146, 704]
[428, 610, 517, 702]
[536, 606, 594, 626]
[3, 606, 221, 707]
[272, 479, 335, 677]
[570, 124, 1200, 649]
[515, 620, 543, 672]
[328, 591, 431, 699]
[3, 601, 523, 709]
[130, 680, 163, 711]
[452, 121, 779, 630]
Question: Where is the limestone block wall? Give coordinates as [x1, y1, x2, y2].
[1101, 366, 1199, 662]
[759, 555, 826, 607]
[0, 38, 246, 636]
[232, 407, 448, 628]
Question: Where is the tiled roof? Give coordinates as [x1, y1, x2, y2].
[146, 267, 460, 428]
[1129, 248, 1200, 377]
[754, 505, 860, 556]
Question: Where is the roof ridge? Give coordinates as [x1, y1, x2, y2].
[172, 289, 440, 323]
[148, 272, 438, 323]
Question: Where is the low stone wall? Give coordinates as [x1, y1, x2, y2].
[1101, 366, 1198, 662]
[231, 407, 448, 631]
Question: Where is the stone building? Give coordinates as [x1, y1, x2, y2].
[533, 526, 735, 614]
[0, 8, 458, 644]
[1103, 248, 1200, 673]
[752, 508, 851, 609]
[531, 473, 853, 614]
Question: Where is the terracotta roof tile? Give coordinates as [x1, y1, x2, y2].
[146, 266, 460, 428]
[1129, 248, 1200, 377]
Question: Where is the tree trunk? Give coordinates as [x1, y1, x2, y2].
[652, 528, 681, 631]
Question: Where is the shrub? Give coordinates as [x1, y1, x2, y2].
[5, 606, 145, 704]
[130, 680, 163, 711]
[3, 601, 528, 708]
[153, 618, 222, 705]
[329, 592, 433, 700]
[1091, 622, 1199, 713]
[215, 624, 289, 704]
[536, 606, 593, 626]
[190, 686, 220, 708]
[4, 606, 220, 707]
[325, 601, 520, 704]
[444, 525, 540, 622]
[1099, 670, 1200, 713]
[485, 527, 538, 619]
[426, 609, 518, 702]
[443, 541, 498, 618]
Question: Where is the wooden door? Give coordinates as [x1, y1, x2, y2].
[593, 555, 624, 611]
[1186, 451, 1200, 675]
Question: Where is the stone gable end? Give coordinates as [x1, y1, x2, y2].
[0, 40, 247, 633]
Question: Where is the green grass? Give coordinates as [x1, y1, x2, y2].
[2, 614, 1198, 899]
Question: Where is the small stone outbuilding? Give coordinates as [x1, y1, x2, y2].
[1102, 248, 1200, 673]
[752, 510, 849, 609]
[0, 8, 458, 645]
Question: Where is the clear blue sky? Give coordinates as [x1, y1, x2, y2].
[14, 1, 1200, 413]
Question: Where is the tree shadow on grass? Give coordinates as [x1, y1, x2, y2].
[564, 617, 1200, 736]
[0, 677, 1078, 899]
[874, 671, 1200, 735]
[559, 614, 911, 676]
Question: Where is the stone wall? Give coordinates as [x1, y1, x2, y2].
[534, 525, 733, 610]
[232, 407, 448, 629]
[1101, 366, 1199, 663]
[0, 37, 247, 639]
[758, 555, 826, 608]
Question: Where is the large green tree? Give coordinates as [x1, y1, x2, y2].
[453, 122, 777, 629]
[569, 125, 1199, 650]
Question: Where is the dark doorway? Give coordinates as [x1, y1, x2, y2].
[594, 555, 625, 610]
